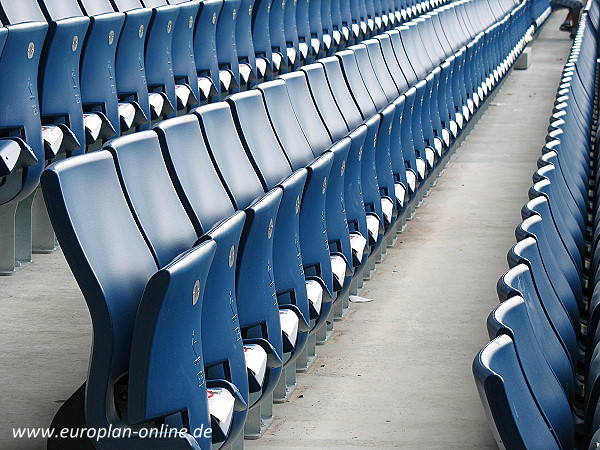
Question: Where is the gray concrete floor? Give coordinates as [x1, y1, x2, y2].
[0, 13, 573, 450]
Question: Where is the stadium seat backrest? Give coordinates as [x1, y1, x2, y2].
[154, 114, 236, 234]
[0, 22, 48, 204]
[473, 335, 561, 449]
[487, 297, 575, 450]
[41, 151, 159, 432]
[256, 80, 316, 169]
[105, 131, 198, 268]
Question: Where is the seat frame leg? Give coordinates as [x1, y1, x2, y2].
[32, 186, 57, 254]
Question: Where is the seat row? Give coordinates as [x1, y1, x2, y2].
[41, 0, 547, 447]
[473, 3, 600, 448]
[0, 0, 457, 278]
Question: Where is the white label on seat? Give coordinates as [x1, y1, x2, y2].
[305, 279, 323, 315]
[331, 254, 347, 285]
[207, 388, 235, 437]
[394, 183, 405, 208]
[332, 30, 342, 46]
[425, 147, 435, 167]
[286, 47, 297, 65]
[175, 84, 192, 108]
[415, 158, 426, 180]
[405, 170, 417, 193]
[198, 77, 216, 99]
[271, 52, 283, 71]
[349, 232, 367, 262]
[148, 92, 165, 117]
[433, 139, 443, 157]
[298, 42, 309, 60]
[41, 125, 64, 155]
[371, 18, 379, 31]
[366, 214, 380, 242]
[83, 113, 103, 141]
[322, 34, 332, 50]
[219, 70, 235, 92]
[239, 64, 254, 85]
[462, 105, 470, 122]
[449, 121, 458, 138]
[279, 309, 299, 347]
[441, 129, 451, 147]
[477, 86, 484, 101]
[360, 21, 367, 35]
[381, 197, 394, 223]
[244, 344, 268, 387]
[311, 38, 321, 55]
[473, 92, 480, 107]
[481, 81, 488, 96]
[455, 112, 464, 129]
[467, 98, 474, 114]
[118, 103, 136, 129]
[256, 58, 269, 78]
[342, 26, 350, 41]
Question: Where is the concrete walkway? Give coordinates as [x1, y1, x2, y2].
[0, 12, 573, 450]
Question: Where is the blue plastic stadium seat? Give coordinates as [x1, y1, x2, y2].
[127, 239, 219, 450]
[255, 80, 339, 296]
[487, 296, 574, 450]
[529, 177, 585, 274]
[302, 62, 402, 235]
[227, 89, 331, 330]
[106, 126, 284, 422]
[64, 1, 127, 138]
[473, 334, 569, 449]
[332, 50, 391, 233]
[295, 0, 316, 64]
[283, 0, 301, 69]
[215, 0, 242, 96]
[507, 238, 580, 371]
[520, 195, 583, 308]
[41, 151, 246, 448]
[154, 0, 202, 113]
[111, 0, 178, 122]
[266, 0, 288, 73]
[320, 0, 336, 54]
[0, 20, 48, 274]
[301, 62, 378, 248]
[585, 340, 600, 444]
[79, 0, 154, 131]
[0, 0, 88, 157]
[334, 47, 417, 208]
[308, 0, 326, 58]
[233, 0, 256, 89]
[232, 101, 318, 325]
[277, 71, 372, 276]
[497, 263, 576, 400]
[336, 0, 353, 45]
[192, 0, 222, 103]
[256, 79, 357, 342]
[195, 102, 324, 325]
